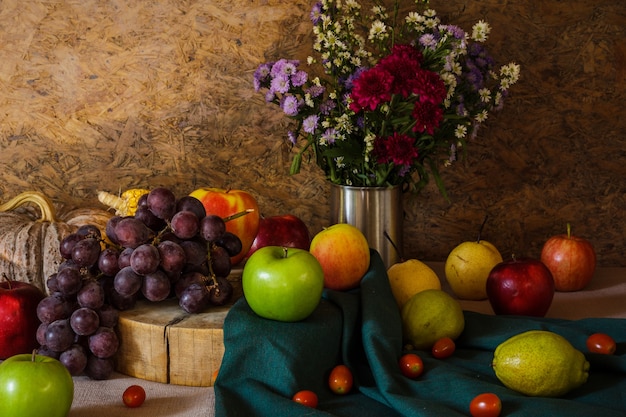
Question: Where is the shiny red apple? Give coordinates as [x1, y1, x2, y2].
[540, 224, 596, 292]
[486, 257, 555, 317]
[0, 279, 46, 359]
[245, 214, 311, 259]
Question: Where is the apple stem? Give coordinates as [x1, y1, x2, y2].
[1, 273, 11, 289]
[476, 214, 489, 243]
[282, 247, 289, 258]
[223, 209, 254, 223]
[383, 230, 404, 262]
[32, 349, 37, 362]
[567, 223, 571, 239]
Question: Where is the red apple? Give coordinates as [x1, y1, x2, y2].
[190, 187, 260, 265]
[245, 214, 311, 259]
[540, 224, 596, 292]
[0, 279, 46, 359]
[486, 257, 555, 317]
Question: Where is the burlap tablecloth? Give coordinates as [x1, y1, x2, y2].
[69, 265, 626, 417]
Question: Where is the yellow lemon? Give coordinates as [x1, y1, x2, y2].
[387, 259, 441, 308]
[493, 330, 589, 397]
[445, 240, 503, 300]
[401, 289, 465, 350]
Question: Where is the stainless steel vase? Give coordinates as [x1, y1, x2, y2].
[329, 183, 403, 268]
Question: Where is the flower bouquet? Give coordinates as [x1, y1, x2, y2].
[254, 0, 520, 198]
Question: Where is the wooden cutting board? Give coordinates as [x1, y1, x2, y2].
[116, 270, 242, 387]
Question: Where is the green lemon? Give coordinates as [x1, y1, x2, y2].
[400, 289, 465, 350]
[492, 330, 589, 397]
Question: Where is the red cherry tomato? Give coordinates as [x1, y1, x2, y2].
[328, 364, 353, 395]
[432, 337, 456, 359]
[292, 390, 318, 408]
[122, 385, 146, 408]
[399, 353, 424, 379]
[586, 333, 616, 355]
[469, 393, 502, 417]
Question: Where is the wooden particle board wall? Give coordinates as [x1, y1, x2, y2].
[0, 0, 624, 266]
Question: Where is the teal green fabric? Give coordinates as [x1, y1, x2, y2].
[214, 250, 626, 416]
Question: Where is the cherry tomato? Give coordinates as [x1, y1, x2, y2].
[432, 337, 456, 359]
[469, 393, 502, 417]
[292, 390, 318, 408]
[586, 333, 617, 355]
[122, 384, 146, 408]
[328, 364, 353, 395]
[399, 353, 424, 379]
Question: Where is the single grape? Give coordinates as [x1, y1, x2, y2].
[46, 274, 59, 293]
[210, 245, 232, 277]
[72, 237, 102, 268]
[208, 276, 233, 306]
[181, 239, 208, 266]
[176, 196, 206, 220]
[59, 344, 88, 376]
[137, 193, 148, 209]
[56, 266, 83, 296]
[97, 304, 119, 328]
[107, 288, 137, 311]
[170, 210, 200, 240]
[105, 216, 123, 245]
[36, 322, 48, 346]
[85, 356, 114, 380]
[179, 282, 210, 314]
[113, 266, 143, 297]
[158, 240, 186, 273]
[130, 244, 160, 275]
[76, 224, 102, 239]
[45, 319, 75, 352]
[37, 293, 71, 324]
[200, 214, 226, 242]
[118, 247, 134, 269]
[141, 270, 171, 302]
[216, 232, 243, 257]
[146, 187, 177, 220]
[98, 247, 121, 276]
[77, 280, 105, 310]
[114, 217, 155, 249]
[70, 307, 100, 336]
[174, 271, 205, 298]
[60, 233, 84, 259]
[134, 206, 167, 232]
[88, 327, 119, 359]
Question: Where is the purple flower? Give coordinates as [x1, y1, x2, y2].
[291, 70, 308, 87]
[320, 99, 336, 115]
[321, 128, 337, 145]
[271, 59, 299, 77]
[270, 74, 290, 94]
[303, 115, 319, 134]
[310, 2, 323, 25]
[306, 85, 325, 98]
[281, 95, 300, 116]
[253, 63, 273, 91]
[287, 131, 297, 145]
[445, 25, 465, 39]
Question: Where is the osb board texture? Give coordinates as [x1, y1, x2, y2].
[0, 0, 624, 266]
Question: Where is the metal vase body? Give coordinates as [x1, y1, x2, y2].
[329, 184, 403, 268]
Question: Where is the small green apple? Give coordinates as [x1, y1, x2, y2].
[0, 351, 74, 417]
[242, 246, 324, 322]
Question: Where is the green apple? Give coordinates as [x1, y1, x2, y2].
[0, 352, 74, 417]
[242, 246, 324, 322]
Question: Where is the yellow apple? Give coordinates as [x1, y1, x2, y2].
[445, 240, 503, 300]
[387, 259, 441, 308]
[309, 224, 370, 291]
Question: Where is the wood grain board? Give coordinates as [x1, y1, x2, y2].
[116, 271, 242, 387]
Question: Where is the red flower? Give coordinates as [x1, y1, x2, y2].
[349, 67, 393, 112]
[411, 101, 444, 135]
[379, 45, 423, 97]
[413, 70, 447, 105]
[373, 132, 419, 167]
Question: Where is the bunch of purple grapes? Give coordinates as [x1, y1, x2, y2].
[36, 224, 120, 380]
[104, 187, 240, 314]
[35, 187, 242, 380]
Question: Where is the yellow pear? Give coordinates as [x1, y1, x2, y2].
[387, 259, 441, 308]
[445, 239, 503, 300]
